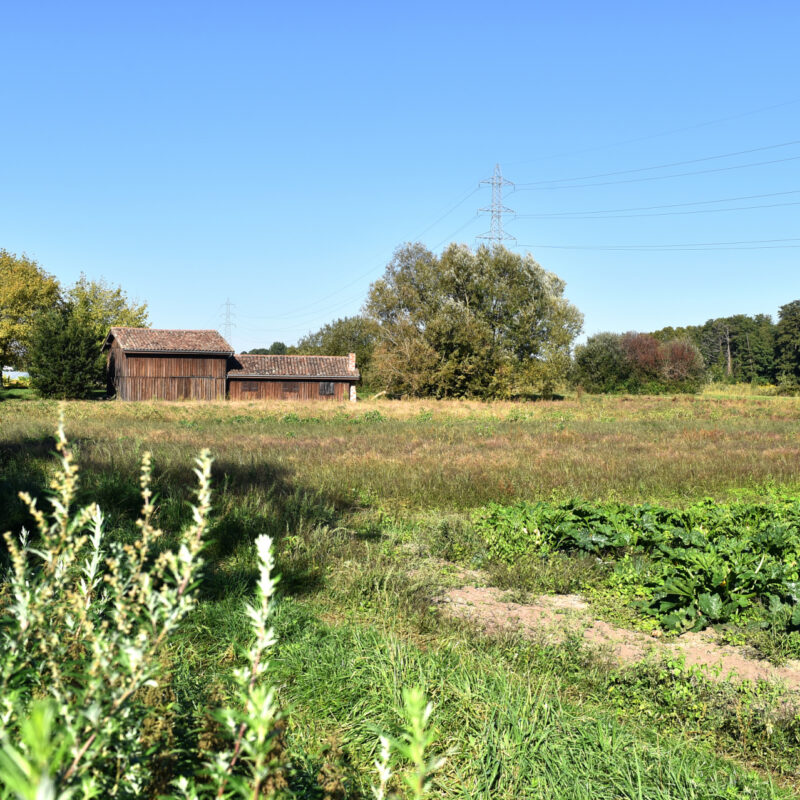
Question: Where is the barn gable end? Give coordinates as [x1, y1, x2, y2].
[103, 328, 233, 401]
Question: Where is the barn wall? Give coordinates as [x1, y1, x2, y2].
[106, 339, 129, 398]
[228, 379, 351, 401]
[114, 354, 227, 401]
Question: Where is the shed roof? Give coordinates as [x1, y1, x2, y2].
[227, 354, 359, 380]
[103, 328, 234, 355]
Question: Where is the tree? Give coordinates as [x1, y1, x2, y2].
[573, 332, 704, 394]
[651, 313, 776, 383]
[365, 243, 583, 398]
[247, 342, 289, 355]
[573, 333, 630, 393]
[295, 315, 381, 378]
[0, 250, 61, 369]
[659, 339, 706, 390]
[27, 304, 105, 398]
[774, 300, 800, 381]
[68, 274, 149, 344]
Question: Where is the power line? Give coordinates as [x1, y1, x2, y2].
[515, 237, 800, 252]
[235, 184, 482, 325]
[513, 153, 800, 191]
[514, 199, 800, 220]
[512, 189, 800, 217]
[513, 139, 800, 187]
[504, 96, 800, 167]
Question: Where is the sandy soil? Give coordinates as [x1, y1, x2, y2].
[437, 585, 800, 689]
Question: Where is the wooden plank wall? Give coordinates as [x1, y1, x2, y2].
[228, 379, 351, 401]
[112, 354, 227, 400]
[115, 377, 226, 401]
[106, 339, 127, 396]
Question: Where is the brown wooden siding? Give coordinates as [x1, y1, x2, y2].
[109, 352, 228, 401]
[228, 378, 351, 401]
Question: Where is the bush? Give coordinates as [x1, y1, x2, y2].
[27, 305, 104, 399]
[573, 332, 705, 394]
[572, 332, 629, 393]
[0, 416, 443, 799]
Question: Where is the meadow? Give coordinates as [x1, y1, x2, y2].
[2, 393, 800, 798]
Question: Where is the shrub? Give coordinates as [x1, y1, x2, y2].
[572, 333, 629, 393]
[27, 305, 104, 399]
[573, 332, 705, 394]
[0, 415, 444, 799]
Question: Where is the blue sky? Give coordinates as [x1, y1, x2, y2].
[1, 1, 798, 351]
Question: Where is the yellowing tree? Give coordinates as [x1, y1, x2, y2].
[0, 250, 61, 369]
[68, 274, 149, 342]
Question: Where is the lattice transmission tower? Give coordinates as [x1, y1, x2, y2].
[477, 163, 515, 245]
[221, 298, 236, 342]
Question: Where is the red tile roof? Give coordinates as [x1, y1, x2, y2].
[103, 328, 234, 354]
[227, 354, 359, 379]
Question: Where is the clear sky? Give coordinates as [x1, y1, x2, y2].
[1, 1, 798, 351]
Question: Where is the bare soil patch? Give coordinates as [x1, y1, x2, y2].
[437, 585, 800, 689]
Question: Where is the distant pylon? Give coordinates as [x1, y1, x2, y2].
[221, 298, 236, 343]
[478, 163, 515, 245]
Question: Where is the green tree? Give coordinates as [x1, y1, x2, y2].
[574, 332, 704, 394]
[651, 313, 776, 383]
[247, 341, 289, 355]
[573, 333, 630, 392]
[68, 274, 149, 344]
[365, 243, 583, 398]
[774, 300, 800, 381]
[295, 315, 381, 377]
[0, 250, 61, 370]
[27, 304, 104, 398]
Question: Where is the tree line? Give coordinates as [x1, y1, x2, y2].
[260, 243, 800, 397]
[5, 242, 799, 400]
[248, 243, 583, 398]
[0, 249, 148, 398]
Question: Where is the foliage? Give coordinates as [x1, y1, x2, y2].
[247, 342, 288, 355]
[0, 418, 444, 799]
[473, 494, 800, 632]
[652, 312, 777, 383]
[774, 300, 800, 381]
[295, 315, 380, 379]
[67, 274, 149, 346]
[0, 250, 61, 371]
[571, 332, 630, 393]
[365, 243, 583, 398]
[0, 419, 213, 797]
[27, 305, 105, 399]
[573, 332, 705, 393]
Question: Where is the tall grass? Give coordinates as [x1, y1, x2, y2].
[3, 397, 800, 797]
[2, 395, 799, 516]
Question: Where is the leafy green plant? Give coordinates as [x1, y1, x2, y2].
[473, 495, 800, 632]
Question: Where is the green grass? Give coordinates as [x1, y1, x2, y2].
[270, 605, 790, 800]
[3, 395, 800, 797]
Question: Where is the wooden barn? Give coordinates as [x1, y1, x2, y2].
[103, 328, 234, 401]
[227, 353, 360, 401]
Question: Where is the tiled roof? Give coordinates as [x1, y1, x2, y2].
[227, 354, 359, 379]
[104, 328, 234, 354]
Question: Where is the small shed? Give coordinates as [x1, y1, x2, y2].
[103, 328, 234, 401]
[227, 353, 359, 401]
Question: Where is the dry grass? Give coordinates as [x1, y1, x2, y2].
[2, 393, 799, 509]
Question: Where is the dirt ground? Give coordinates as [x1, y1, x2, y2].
[437, 584, 800, 690]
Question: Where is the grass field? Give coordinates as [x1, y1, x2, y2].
[3, 393, 800, 798]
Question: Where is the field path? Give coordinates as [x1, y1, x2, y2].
[437, 584, 800, 689]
